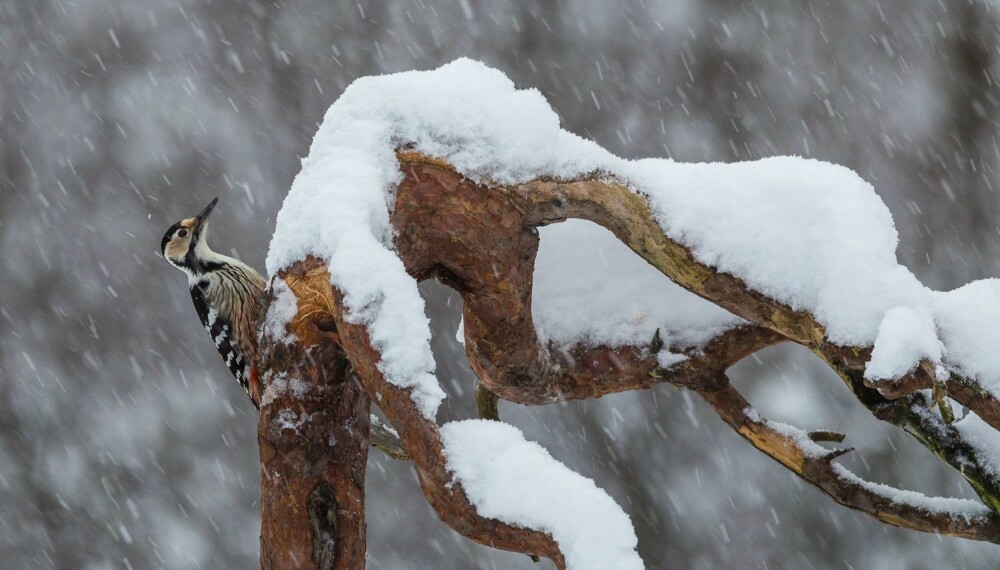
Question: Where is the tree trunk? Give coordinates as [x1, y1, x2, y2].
[259, 264, 370, 570]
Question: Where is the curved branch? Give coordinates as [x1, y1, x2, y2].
[395, 151, 1000, 424]
[507, 164, 1000, 433]
[392, 154, 782, 404]
[866, 365, 1000, 435]
[698, 377, 1000, 541]
[389, 151, 1000, 522]
[287, 257, 568, 568]
[261, 147, 1000, 565]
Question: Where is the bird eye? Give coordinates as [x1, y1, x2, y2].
[178, 229, 189, 238]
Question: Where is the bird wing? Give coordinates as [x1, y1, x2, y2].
[190, 283, 255, 405]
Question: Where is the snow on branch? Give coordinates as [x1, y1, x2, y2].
[325, 263, 573, 567]
[390, 149, 1000, 521]
[261, 59, 1000, 564]
[268, 59, 1000, 419]
[700, 380, 1000, 541]
[441, 420, 643, 570]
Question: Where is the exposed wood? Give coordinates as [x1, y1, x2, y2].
[369, 413, 410, 460]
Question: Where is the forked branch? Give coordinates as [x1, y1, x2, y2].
[698, 377, 1000, 541]
[259, 150, 1000, 569]
[389, 151, 1000, 539]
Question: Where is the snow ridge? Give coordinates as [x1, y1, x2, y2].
[268, 59, 1000, 403]
[441, 420, 644, 570]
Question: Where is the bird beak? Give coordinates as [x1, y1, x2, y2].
[194, 197, 219, 233]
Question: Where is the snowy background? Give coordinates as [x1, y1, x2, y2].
[4, 1, 1000, 568]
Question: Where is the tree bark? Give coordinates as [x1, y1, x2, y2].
[258, 264, 369, 570]
[255, 149, 1000, 569]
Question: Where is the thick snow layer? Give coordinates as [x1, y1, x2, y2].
[626, 157, 929, 348]
[330, 231, 445, 417]
[267, 57, 1000, 417]
[832, 463, 991, 520]
[440, 420, 643, 570]
[864, 307, 943, 381]
[932, 280, 1000, 395]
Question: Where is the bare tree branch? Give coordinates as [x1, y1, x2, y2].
[697, 377, 1000, 541]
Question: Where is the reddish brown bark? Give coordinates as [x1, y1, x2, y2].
[258, 150, 1000, 569]
[391, 153, 1000, 508]
[387, 152, 1000, 537]
[258, 266, 369, 570]
[391, 156, 782, 403]
[333, 287, 568, 569]
[263, 259, 567, 569]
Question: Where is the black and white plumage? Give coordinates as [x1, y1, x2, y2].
[161, 197, 267, 408]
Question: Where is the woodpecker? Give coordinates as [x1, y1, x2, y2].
[161, 197, 267, 408]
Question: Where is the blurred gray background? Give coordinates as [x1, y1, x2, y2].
[3, 0, 1000, 568]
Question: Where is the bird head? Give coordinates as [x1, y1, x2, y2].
[161, 197, 219, 274]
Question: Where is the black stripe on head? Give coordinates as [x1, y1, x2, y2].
[161, 221, 183, 256]
[184, 232, 200, 270]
